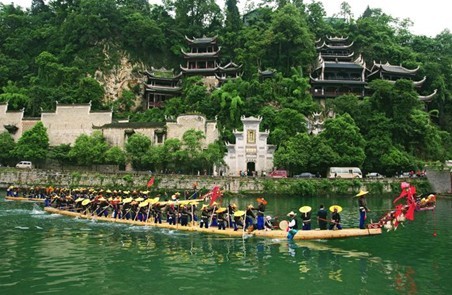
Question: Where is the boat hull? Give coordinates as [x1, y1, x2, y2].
[5, 196, 45, 203]
[44, 207, 382, 240]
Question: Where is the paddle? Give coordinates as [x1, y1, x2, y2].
[145, 203, 152, 223]
[121, 207, 133, 219]
[209, 205, 216, 227]
[97, 204, 111, 217]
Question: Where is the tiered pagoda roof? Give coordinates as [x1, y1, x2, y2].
[310, 53, 367, 98]
[315, 36, 354, 61]
[310, 36, 436, 102]
[144, 67, 182, 93]
[143, 67, 182, 108]
[216, 61, 243, 83]
[180, 35, 221, 76]
[367, 61, 424, 86]
[367, 61, 436, 101]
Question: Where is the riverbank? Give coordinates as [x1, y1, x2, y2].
[0, 168, 434, 196]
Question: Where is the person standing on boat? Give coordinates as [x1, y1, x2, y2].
[166, 204, 177, 225]
[228, 203, 237, 228]
[216, 208, 227, 230]
[356, 190, 370, 229]
[329, 206, 342, 230]
[153, 203, 163, 224]
[199, 205, 210, 228]
[299, 206, 312, 230]
[287, 211, 299, 240]
[256, 198, 267, 230]
[316, 205, 328, 230]
[180, 205, 189, 226]
[245, 205, 256, 230]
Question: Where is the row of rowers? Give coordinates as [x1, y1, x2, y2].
[6, 186, 163, 198]
[46, 195, 273, 231]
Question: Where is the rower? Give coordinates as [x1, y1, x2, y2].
[199, 205, 210, 228]
[287, 211, 299, 240]
[329, 205, 343, 230]
[256, 197, 267, 230]
[299, 206, 312, 230]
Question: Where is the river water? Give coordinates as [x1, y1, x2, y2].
[0, 194, 450, 295]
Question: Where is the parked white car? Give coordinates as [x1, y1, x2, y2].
[16, 161, 33, 169]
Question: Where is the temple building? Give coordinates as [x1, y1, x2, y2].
[310, 36, 436, 103]
[216, 61, 243, 85]
[223, 116, 276, 176]
[180, 36, 221, 76]
[310, 36, 367, 101]
[367, 61, 437, 102]
[143, 36, 242, 108]
[143, 67, 182, 109]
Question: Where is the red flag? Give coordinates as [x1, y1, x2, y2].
[147, 176, 155, 188]
[405, 203, 416, 221]
[209, 186, 221, 206]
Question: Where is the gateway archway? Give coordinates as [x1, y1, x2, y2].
[247, 161, 255, 176]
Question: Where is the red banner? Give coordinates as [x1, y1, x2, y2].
[209, 186, 221, 206]
[147, 176, 155, 188]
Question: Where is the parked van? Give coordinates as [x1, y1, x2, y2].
[327, 167, 362, 179]
[268, 170, 288, 178]
[16, 161, 33, 169]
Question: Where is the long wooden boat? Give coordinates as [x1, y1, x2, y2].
[5, 196, 45, 203]
[44, 207, 382, 240]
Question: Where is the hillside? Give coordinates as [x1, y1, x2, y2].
[0, 0, 450, 175]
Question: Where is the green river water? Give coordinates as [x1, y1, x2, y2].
[0, 194, 450, 295]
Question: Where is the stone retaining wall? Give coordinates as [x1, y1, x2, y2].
[1, 168, 443, 195]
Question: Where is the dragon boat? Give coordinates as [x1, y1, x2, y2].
[44, 207, 382, 240]
[5, 196, 45, 203]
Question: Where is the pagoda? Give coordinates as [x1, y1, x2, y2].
[143, 67, 182, 108]
[180, 36, 221, 76]
[367, 62, 437, 102]
[310, 36, 367, 100]
[216, 61, 243, 85]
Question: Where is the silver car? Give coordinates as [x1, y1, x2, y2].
[366, 172, 384, 178]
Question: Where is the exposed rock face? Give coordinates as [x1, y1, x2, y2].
[94, 51, 144, 106]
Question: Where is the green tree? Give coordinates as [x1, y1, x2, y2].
[48, 144, 72, 169]
[76, 77, 105, 109]
[268, 4, 315, 75]
[0, 81, 28, 110]
[309, 135, 338, 175]
[0, 132, 16, 165]
[274, 133, 311, 173]
[170, 0, 223, 36]
[69, 131, 108, 166]
[105, 146, 126, 166]
[13, 121, 49, 166]
[125, 133, 152, 170]
[320, 114, 366, 167]
[181, 129, 205, 173]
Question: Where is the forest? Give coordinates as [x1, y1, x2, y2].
[0, 0, 450, 176]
